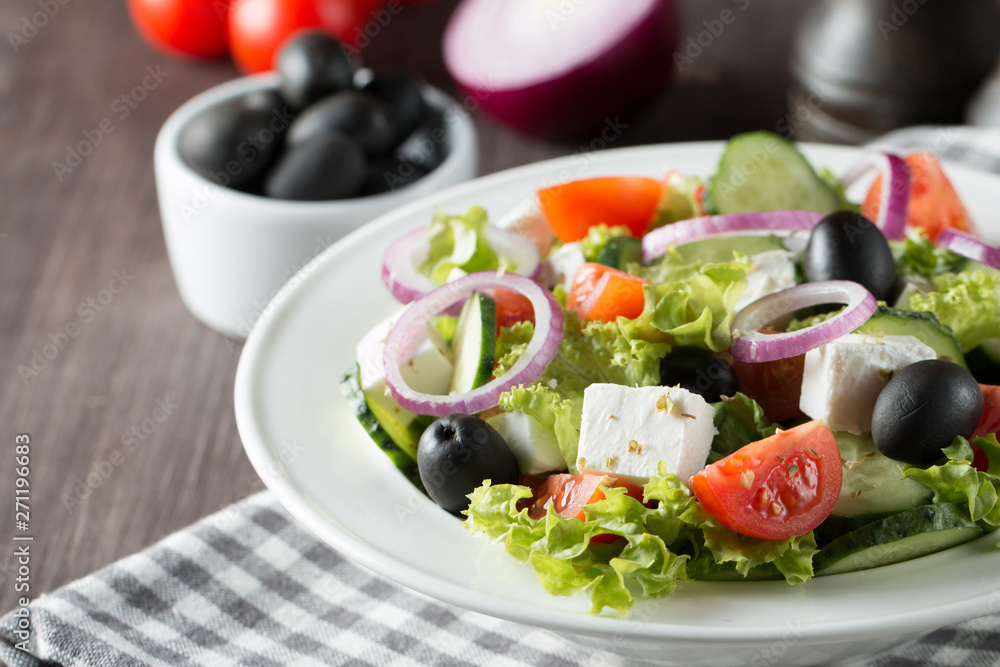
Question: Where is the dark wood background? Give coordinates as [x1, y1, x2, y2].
[0, 0, 814, 615]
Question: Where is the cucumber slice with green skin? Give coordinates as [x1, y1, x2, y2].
[594, 237, 643, 270]
[813, 511, 900, 547]
[855, 305, 967, 369]
[675, 234, 788, 264]
[814, 503, 983, 576]
[709, 132, 841, 215]
[448, 291, 497, 395]
[832, 431, 933, 517]
[341, 365, 428, 491]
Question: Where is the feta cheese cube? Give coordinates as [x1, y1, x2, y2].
[576, 384, 717, 484]
[486, 411, 565, 475]
[356, 307, 453, 402]
[734, 249, 799, 312]
[544, 242, 586, 293]
[799, 333, 937, 435]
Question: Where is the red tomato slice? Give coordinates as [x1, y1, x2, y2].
[527, 473, 644, 521]
[689, 420, 841, 540]
[970, 385, 1000, 472]
[491, 289, 534, 332]
[730, 350, 805, 423]
[537, 177, 664, 242]
[566, 263, 648, 323]
[863, 151, 976, 242]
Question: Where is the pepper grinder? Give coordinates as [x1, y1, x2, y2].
[789, 0, 1000, 144]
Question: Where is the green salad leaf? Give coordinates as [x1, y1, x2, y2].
[466, 466, 817, 615]
[653, 171, 706, 226]
[903, 434, 1000, 524]
[580, 224, 632, 262]
[709, 393, 779, 463]
[420, 206, 501, 284]
[890, 229, 965, 281]
[908, 269, 1000, 351]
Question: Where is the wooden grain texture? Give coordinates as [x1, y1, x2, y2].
[0, 0, 810, 616]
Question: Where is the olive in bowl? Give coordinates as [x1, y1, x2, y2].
[154, 72, 476, 338]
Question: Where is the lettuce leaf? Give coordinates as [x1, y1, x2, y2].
[908, 269, 1000, 351]
[903, 434, 1000, 524]
[709, 393, 779, 463]
[653, 171, 706, 226]
[889, 229, 965, 281]
[499, 384, 581, 473]
[580, 224, 632, 262]
[420, 206, 501, 284]
[465, 469, 816, 615]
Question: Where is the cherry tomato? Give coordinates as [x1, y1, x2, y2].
[526, 473, 644, 521]
[537, 177, 664, 242]
[228, 0, 383, 74]
[566, 263, 649, 323]
[128, 0, 228, 59]
[970, 384, 1000, 472]
[730, 351, 805, 423]
[689, 420, 842, 540]
[491, 289, 534, 332]
[864, 151, 976, 242]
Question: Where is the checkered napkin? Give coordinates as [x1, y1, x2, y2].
[4, 126, 1000, 667]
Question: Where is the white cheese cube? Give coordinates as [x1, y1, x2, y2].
[543, 242, 585, 292]
[734, 249, 799, 312]
[576, 384, 717, 484]
[356, 307, 453, 405]
[799, 333, 937, 435]
[486, 411, 565, 475]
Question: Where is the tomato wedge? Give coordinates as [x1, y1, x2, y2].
[491, 289, 534, 332]
[863, 151, 976, 242]
[566, 263, 649, 323]
[970, 385, 1000, 472]
[527, 472, 643, 521]
[730, 351, 805, 424]
[689, 420, 841, 540]
[537, 177, 663, 242]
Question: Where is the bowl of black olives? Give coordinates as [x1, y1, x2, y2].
[154, 32, 477, 339]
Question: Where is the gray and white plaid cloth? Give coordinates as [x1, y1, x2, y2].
[3, 126, 1000, 667]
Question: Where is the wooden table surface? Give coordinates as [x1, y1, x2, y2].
[0, 0, 813, 615]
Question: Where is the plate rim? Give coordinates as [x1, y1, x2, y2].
[234, 139, 1000, 643]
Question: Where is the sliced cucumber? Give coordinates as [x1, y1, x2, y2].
[341, 365, 428, 490]
[832, 431, 933, 517]
[594, 237, 642, 270]
[814, 503, 982, 576]
[855, 305, 967, 369]
[675, 234, 788, 264]
[708, 132, 841, 215]
[449, 291, 497, 394]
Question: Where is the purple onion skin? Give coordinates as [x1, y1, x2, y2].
[451, 0, 679, 140]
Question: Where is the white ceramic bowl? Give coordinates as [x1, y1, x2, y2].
[155, 72, 477, 339]
[234, 142, 1000, 666]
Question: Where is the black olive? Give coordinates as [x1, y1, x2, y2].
[359, 158, 427, 196]
[394, 104, 448, 172]
[965, 346, 1000, 385]
[287, 90, 395, 158]
[277, 31, 354, 111]
[802, 210, 896, 302]
[659, 348, 739, 403]
[242, 88, 289, 114]
[872, 359, 984, 465]
[263, 132, 365, 201]
[417, 414, 519, 513]
[178, 100, 284, 192]
[362, 73, 424, 144]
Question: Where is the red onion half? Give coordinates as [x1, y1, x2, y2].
[641, 210, 824, 263]
[841, 152, 910, 240]
[384, 272, 563, 416]
[382, 226, 541, 309]
[730, 281, 877, 363]
[936, 228, 1000, 271]
[442, 0, 679, 138]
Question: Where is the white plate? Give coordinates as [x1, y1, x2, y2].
[235, 142, 1000, 666]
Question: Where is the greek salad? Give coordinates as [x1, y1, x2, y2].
[342, 132, 1000, 615]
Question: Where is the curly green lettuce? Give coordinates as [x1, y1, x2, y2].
[903, 434, 1000, 525]
[420, 206, 501, 284]
[907, 269, 1000, 351]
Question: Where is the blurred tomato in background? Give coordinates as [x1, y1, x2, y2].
[128, 0, 229, 59]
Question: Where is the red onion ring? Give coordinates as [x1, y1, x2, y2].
[935, 228, 1000, 271]
[641, 211, 824, 263]
[840, 152, 910, 241]
[384, 272, 563, 416]
[381, 226, 541, 309]
[730, 281, 877, 363]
